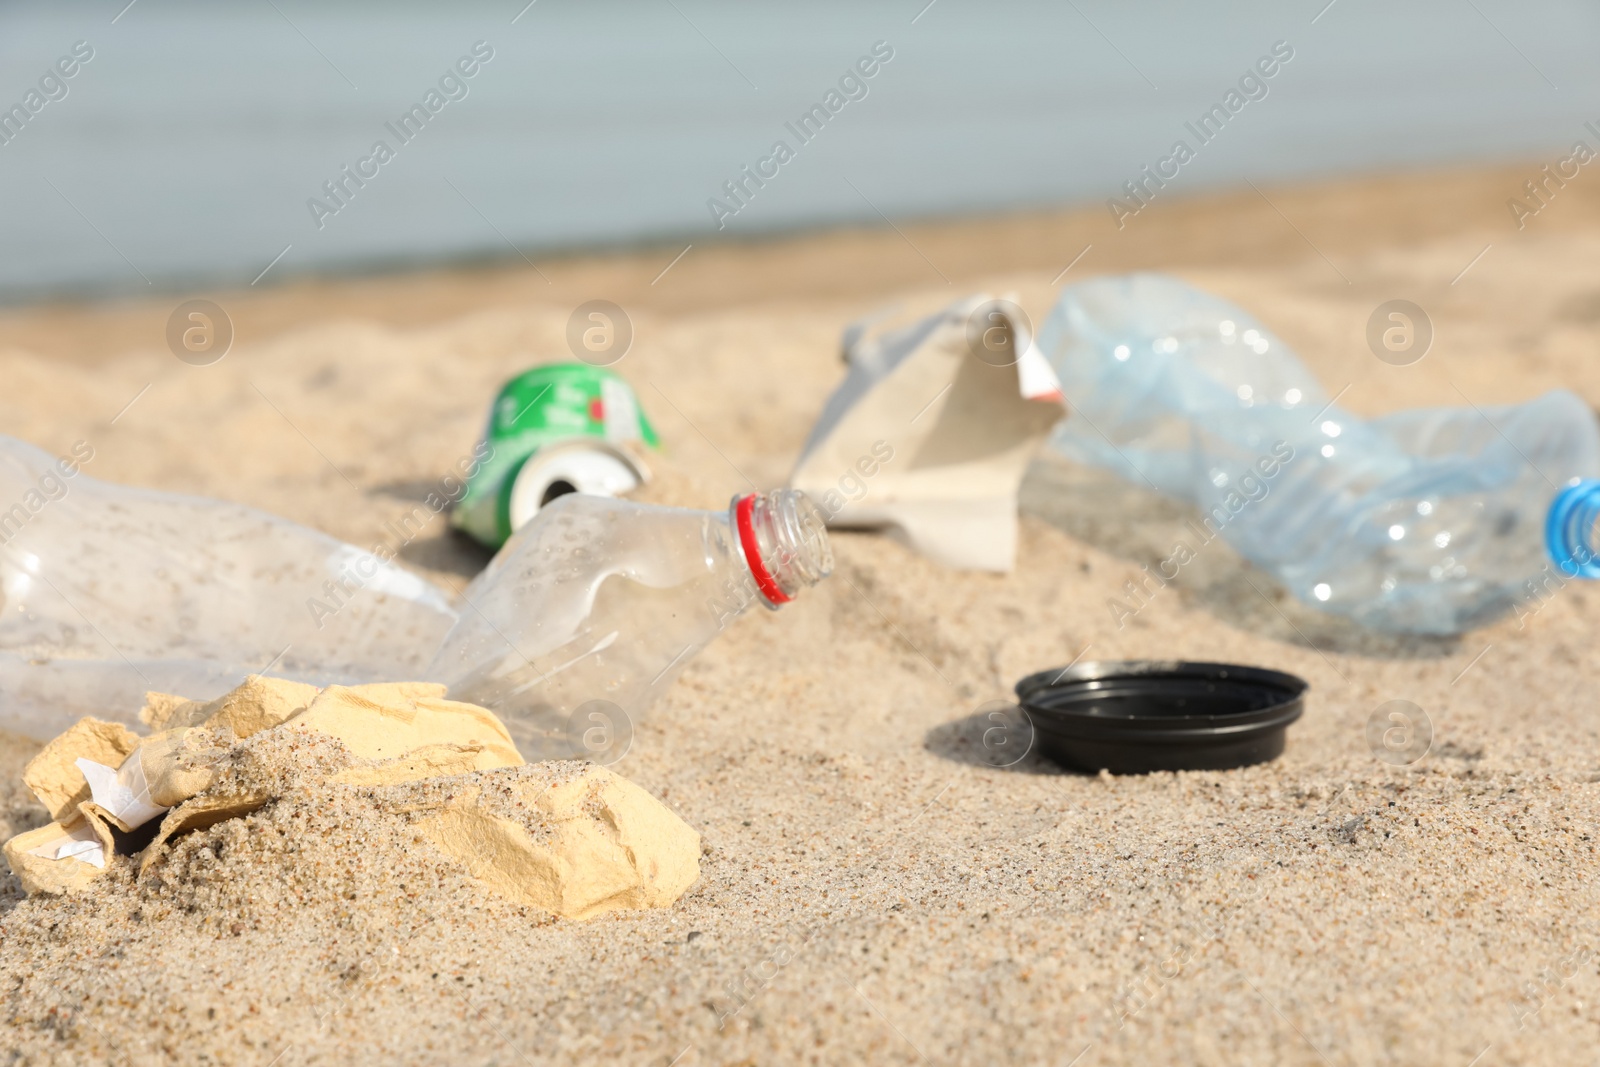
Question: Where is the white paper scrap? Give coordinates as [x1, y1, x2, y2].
[26, 821, 106, 869]
[54, 838, 106, 868]
[75, 748, 169, 830]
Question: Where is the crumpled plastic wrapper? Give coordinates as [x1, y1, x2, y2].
[5, 675, 700, 918]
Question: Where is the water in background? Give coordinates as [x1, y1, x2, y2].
[1, 0, 1597, 301]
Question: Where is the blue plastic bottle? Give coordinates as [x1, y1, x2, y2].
[1037, 273, 1600, 635]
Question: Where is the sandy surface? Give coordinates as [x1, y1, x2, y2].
[5, 165, 1600, 1064]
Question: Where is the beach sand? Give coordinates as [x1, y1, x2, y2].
[4, 165, 1600, 1064]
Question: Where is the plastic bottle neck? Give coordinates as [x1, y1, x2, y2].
[731, 490, 833, 608]
[1546, 479, 1600, 579]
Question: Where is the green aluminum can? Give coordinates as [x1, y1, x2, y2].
[453, 362, 659, 548]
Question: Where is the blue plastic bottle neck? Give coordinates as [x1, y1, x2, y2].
[1546, 479, 1600, 579]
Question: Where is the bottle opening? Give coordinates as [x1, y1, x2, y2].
[505, 443, 646, 535]
[540, 479, 578, 506]
[1546, 479, 1600, 579]
[732, 489, 834, 608]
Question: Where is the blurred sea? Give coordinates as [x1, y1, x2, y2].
[2, 0, 1598, 301]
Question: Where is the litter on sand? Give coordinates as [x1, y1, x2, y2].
[3, 676, 700, 919]
[790, 294, 1065, 572]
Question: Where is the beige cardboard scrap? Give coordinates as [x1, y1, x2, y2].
[77, 801, 118, 852]
[77, 796, 133, 845]
[10, 678, 664, 905]
[130, 681, 525, 873]
[201, 675, 321, 737]
[22, 717, 140, 825]
[285, 685, 522, 769]
[142, 675, 320, 737]
[140, 790, 274, 875]
[414, 764, 700, 920]
[333, 742, 510, 788]
[140, 692, 202, 733]
[344, 681, 448, 704]
[790, 295, 1066, 572]
[4, 819, 108, 895]
[138, 728, 231, 807]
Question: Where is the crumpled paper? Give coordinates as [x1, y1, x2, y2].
[137, 727, 233, 808]
[8, 675, 457, 893]
[75, 748, 169, 831]
[133, 681, 531, 871]
[408, 762, 701, 920]
[4, 820, 112, 895]
[142, 674, 321, 736]
[7, 676, 701, 919]
[22, 717, 140, 825]
[283, 682, 524, 782]
[790, 294, 1066, 572]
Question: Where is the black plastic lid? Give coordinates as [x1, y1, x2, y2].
[1015, 660, 1307, 774]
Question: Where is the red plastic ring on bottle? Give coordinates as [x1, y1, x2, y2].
[735, 493, 791, 605]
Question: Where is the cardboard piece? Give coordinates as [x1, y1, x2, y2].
[139, 692, 203, 733]
[284, 685, 522, 770]
[137, 727, 232, 807]
[198, 675, 321, 737]
[333, 742, 512, 788]
[140, 791, 275, 875]
[76, 801, 126, 859]
[10, 678, 706, 918]
[345, 681, 447, 704]
[22, 717, 141, 825]
[133, 676, 321, 810]
[790, 295, 1066, 572]
[4, 819, 110, 895]
[141, 675, 320, 737]
[134, 681, 519, 871]
[413, 764, 700, 920]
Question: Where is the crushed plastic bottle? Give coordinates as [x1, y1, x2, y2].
[0, 436, 458, 739]
[427, 490, 832, 759]
[1038, 273, 1600, 635]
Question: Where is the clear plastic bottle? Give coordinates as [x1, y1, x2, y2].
[1038, 273, 1600, 634]
[0, 435, 459, 738]
[426, 489, 832, 759]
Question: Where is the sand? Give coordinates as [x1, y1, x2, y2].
[4, 165, 1600, 1064]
